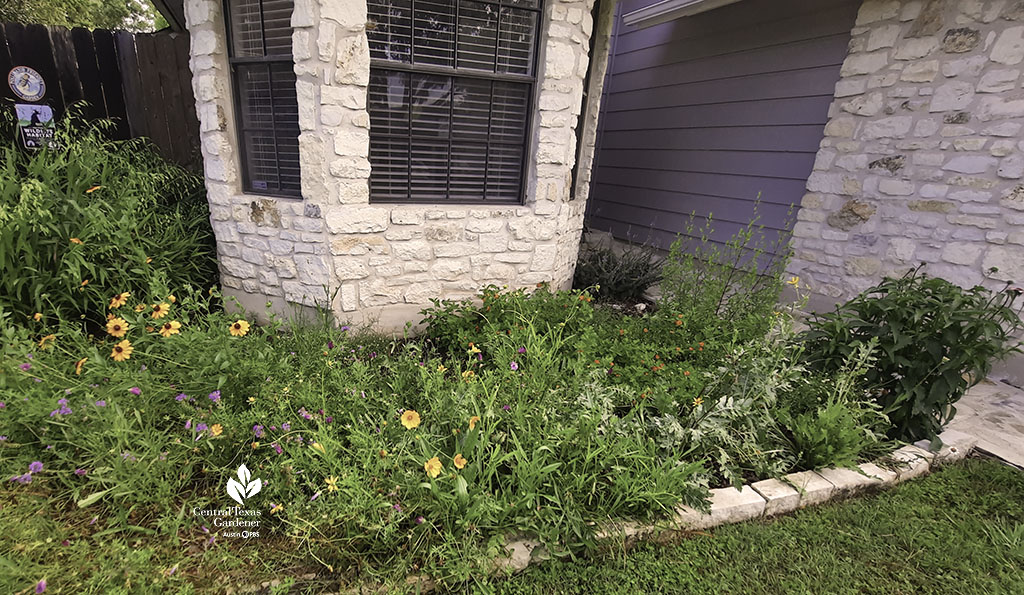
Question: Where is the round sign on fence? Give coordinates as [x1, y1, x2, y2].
[8, 66, 46, 102]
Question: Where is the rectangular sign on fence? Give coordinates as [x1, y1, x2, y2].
[15, 103, 55, 149]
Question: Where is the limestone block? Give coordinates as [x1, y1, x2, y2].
[857, 462, 898, 487]
[879, 178, 915, 195]
[942, 27, 981, 53]
[785, 471, 835, 508]
[856, 0, 900, 25]
[944, 156, 1000, 177]
[841, 51, 890, 76]
[867, 24, 901, 51]
[432, 259, 472, 281]
[929, 81, 976, 112]
[816, 467, 882, 495]
[895, 37, 939, 60]
[325, 207, 388, 234]
[888, 444, 933, 481]
[998, 153, 1024, 178]
[914, 429, 978, 463]
[978, 69, 1021, 93]
[900, 60, 939, 82]
[941, 242, 983, 265]
[982, 245, 1024, 281]
[843, 92, 884, 115]
[861, 116, 913, 139]
[750, 479, 800, 517]
[991, 26, 1024, 65]
[675, 485, 765, 530]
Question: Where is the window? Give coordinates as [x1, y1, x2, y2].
[366, 0, 542, 204]
[224, 0, 301, 197]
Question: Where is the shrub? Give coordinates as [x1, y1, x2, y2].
[801, 267, 1024, 442]
[572, 234, 662, 301]
[0, 115, 218, 326]
[659, 211, 791, 343]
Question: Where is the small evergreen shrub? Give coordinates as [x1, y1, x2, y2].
[801, 267, 1024, 442]
[572, 234, 662, 301]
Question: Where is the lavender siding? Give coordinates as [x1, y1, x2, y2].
[586, 0, 859, 250]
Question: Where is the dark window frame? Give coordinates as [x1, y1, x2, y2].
[367, 0, 544, 205]
[223, 0, 302, 198]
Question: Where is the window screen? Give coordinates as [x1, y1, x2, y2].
[366, 0, 542, 203]
[225, 0, 301, 197]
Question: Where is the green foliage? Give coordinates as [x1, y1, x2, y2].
[659, 211, 790, 343]
[572, 235, 662, 302]
[0, 115, 218, 327]
[0, 0, 165, 31]
[801, 266, 1023, 442]
[495, 460, 1024, 594]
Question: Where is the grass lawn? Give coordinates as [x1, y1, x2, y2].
[492, 458, 1024, 595]
[3, 458, 1021, 593]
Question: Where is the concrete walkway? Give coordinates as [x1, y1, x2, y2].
[947, 379, 1024, 468]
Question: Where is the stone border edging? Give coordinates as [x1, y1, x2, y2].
[494, 429, 980, 575]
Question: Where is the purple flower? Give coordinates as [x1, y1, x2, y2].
[325, 416, 333, 424]
[19, 363, 31, 371]
[121, 451, 137, 462]
[253, 424, 265, 438]
[129, 387, 141, 395]
[10, 473, 32, 484]
[208, 391, 221, 403]
[502, 404, 511, 411]
[74, 469, 87, 476]
[0, 402, 5, 408]
[94, 400, 106, 407]
[414, 515, 425, 525]
[196, 423, 208, 432]
[57, 398, 67, 406]
[509, 361, 519, 371]
[35, 579, 46, 593]
[477, 353, 483, 361]
[299, 407, 313, 420]
[175, 393, 188, 402]
[0, 436, 7, 442]
[310, 492, 321, 502]
[281, 422, 291, 432]
[28, 461, 43, 473]
[340, 326, 350, 332]
[327, 341, 334, 350]
[272, 443, 283, 455]
[185, 419, 192, 430]
[392, 503, 403, 512]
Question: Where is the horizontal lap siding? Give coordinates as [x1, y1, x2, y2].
[586, 0, 859, 250]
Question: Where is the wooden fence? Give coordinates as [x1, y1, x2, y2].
[0, 23, 200, 169]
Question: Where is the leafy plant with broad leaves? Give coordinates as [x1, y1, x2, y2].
[801, 266, 1024, 442]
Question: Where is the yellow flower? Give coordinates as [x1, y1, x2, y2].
[151, 303, 170, 319]
[38, 334, 56, 349]
[229, 320, 250, 337]
[786, 276, 800, 286]
[74, 357, 87, 375]
[401, 410, 421, 430]
[106, 317, 129, 338]
[80, 279, 89, 287]
[311, 442, 326, 455]
[461, 370, 475, 379]
[167, 295, 176, 303]
[210, 424, 223, 437]
[469, 415, 480, 430]
[86, 185, 102, 193]
[424, 457, 442, 479]
[692, 396, 703, 408]
[110, 340, 133, 362]
[145, 257, 153, 264]
[270, 503, 284, 514]
[437, 364, 447, 373]
[69, 237, 83, 245]
[109, 292, 130, 309]
[159, 320, 182, 338]
[325, 476, 339, 492]
[453, 453, 467, 470]
[134, 304, 147, 313]
[467, 345, 481, 355]
[33, 313, 42, 321]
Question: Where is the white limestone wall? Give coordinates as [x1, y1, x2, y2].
[183, 0, 613, 328]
